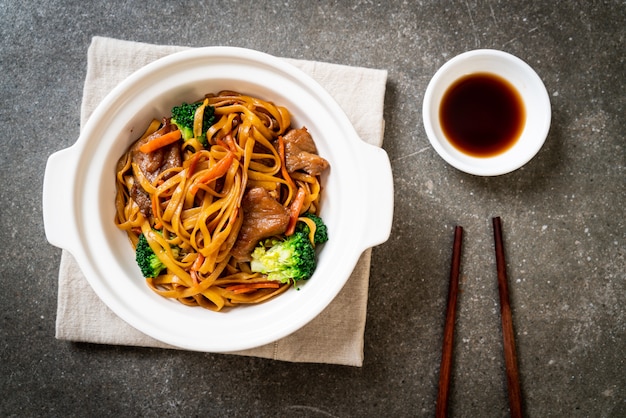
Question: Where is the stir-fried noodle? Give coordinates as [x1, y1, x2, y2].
[114, 91, 329, 311]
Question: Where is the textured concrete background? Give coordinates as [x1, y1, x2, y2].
[1, 1, 624, 417]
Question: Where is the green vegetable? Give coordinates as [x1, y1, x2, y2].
[170, 102, 215, 147]
[135, 233, 179, 279]
[296, 212, 328, 245]
[250, 231, 317, 283]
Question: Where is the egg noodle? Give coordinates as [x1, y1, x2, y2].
[114, 91, 325, 311]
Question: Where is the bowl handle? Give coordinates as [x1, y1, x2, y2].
[43, 145, 80, 253]
[358, 143, 394, 249]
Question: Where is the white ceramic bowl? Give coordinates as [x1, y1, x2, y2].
[423, 49, 551, 176]
[43, 47, 393, 352]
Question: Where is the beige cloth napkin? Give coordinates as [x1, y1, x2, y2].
[55, 36, 387, 367]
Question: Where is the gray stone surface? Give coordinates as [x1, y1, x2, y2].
[1, 1, 624, 417]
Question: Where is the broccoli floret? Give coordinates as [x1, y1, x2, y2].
[135, 233, 166, 278]
[296, 212, 328, 245]
[170, 102, 215, 146]
[250, 231, 317, 283]
[135, 233, 180, 279]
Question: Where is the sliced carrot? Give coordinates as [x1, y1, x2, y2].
[224, 133, 238, 153]
[215, 137, 228, 150]
[139, 129, 182, 153]
[191, 254, 205, 271]
[285, 187, 306, 236]
[190, 151, 235, 194]
[224, 282, 280, 294]
[191, 270, 199, 287]
[186, 152, 202, 179]
[151, 195, 159, 218]
[216, 133, 237, 153]
[231, 288, 256, 294]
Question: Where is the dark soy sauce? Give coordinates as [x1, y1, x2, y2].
[439, 72, 526, 157]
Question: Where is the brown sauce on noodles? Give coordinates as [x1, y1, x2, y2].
[114, 91, 329, 311]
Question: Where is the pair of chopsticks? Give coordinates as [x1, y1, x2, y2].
[435, 217, 523, 418]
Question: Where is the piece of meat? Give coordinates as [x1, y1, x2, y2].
[160, 142, 182, 178]
[131, 119, 181, 182]
[282, 127, 329, 176]
[231, 187, 290, 261]
[128, 119, 182, 217]
[130, 183, 152, 217]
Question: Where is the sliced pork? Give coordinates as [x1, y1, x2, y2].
[231, 187, 290, 261]
[131, 119, 181, 182]
[282, 127, 329, 176]
[127, 119, 182, 217]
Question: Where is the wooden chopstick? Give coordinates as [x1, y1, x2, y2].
[492, 216, 523, 418]
[436, 225, 464, 418]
